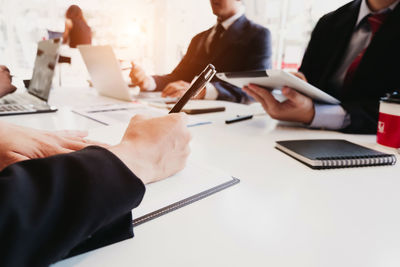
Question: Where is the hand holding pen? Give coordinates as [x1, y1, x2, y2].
[127, 62, 155, 91]
[169, 64, 216, 114]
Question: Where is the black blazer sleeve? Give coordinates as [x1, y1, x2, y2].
[152, 35, 202, 91]
[0, 146, 145, 267]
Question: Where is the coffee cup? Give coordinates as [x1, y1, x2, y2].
[377, 91, 400, 149]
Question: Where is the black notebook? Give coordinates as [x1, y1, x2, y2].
[275, 139, 397, 169]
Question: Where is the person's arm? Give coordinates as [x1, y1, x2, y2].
[0, 114, 191, 266]
[0, 146, 145, 267]
[298, 15, 379, 134]
[0, 120, 104, 171]
[152, 35, 201, 91]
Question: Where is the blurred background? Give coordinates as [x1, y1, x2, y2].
[0, 0, 350, 79]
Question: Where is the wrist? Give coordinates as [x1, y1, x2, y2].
[303, 104, 315, 125]
[108, 143, 149, 184]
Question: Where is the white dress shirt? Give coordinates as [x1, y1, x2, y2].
[310, 0, 399, 130]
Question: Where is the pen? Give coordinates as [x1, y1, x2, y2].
[169, 64, 216, 113]
[225, 115, 253, 124]
[225, 113, 267, 124]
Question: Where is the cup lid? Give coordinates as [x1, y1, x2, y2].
[381, 91, 400, 104]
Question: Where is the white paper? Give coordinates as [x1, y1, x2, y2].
[87, 126, 235, 220]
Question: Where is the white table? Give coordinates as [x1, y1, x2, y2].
[3, 87, 400, 267]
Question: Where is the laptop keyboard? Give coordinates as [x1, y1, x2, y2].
[0, 93, 44, 105]
[0, 93, 53, 115]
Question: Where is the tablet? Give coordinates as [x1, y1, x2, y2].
[216, 69, 340, 104]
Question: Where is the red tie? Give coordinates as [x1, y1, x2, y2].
[343, 12, 390, 89]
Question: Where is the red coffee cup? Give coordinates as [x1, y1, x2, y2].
[377, 91, 400, 149]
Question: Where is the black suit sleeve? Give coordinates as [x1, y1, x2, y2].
[0, 146, 145, 267]
[152, 35, 202, 91]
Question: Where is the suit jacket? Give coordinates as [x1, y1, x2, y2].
[299, 0, 400, 134]
[0, 146, 145, 267]
[153, 15, 272, 103]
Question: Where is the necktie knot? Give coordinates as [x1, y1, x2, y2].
[367, 12, 389, 35]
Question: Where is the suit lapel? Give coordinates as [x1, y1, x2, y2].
[320, 0, 361, 92]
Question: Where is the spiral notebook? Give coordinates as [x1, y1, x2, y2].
[275, 139, 397, 169]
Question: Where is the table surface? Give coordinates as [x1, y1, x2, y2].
[2, 87, 399, 267]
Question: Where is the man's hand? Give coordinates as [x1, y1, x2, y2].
[0, 65, 17, 98]
[129, 62, 154, 91]
[109, 113, 192, 184]
[0, 121, 104, 170]
[243, 83, 315, 124]
[161, 80, 206, 99]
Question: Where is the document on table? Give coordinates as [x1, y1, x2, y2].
[72, 102, 167, 126]
[74, 102, 210, 127]
[87, 126, 239, 225]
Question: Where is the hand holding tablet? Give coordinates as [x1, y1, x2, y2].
[216, 69, 340, 104]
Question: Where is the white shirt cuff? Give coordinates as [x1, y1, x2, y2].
[145, 76, 157, 91]
[204, 83, 218, 100]
[309, 103, 351, 130]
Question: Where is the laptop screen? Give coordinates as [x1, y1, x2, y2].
[28, 39, 60, 101]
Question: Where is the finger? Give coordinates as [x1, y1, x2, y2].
[243, 86, 271, 109]
[61, 140, 89, 151]
[162, 85, 178, 97]
[56, 130, 88, 138]
[281, 87, 308, 104]
[291, 72, 307, 81]
[243, 86, 269, 110]
[247, 84, 279, 106]
[0, 152, 29, 171]
[169, 90, 185, 98]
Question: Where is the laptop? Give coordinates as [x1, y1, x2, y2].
[0, 39, 60, 115]
[78, 45, 133, 101]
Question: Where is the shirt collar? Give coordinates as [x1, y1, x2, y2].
[219, 5, 246, 30]
[356, 0, 399, 26]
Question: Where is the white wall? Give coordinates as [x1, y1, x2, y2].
[0, 0, 353, 76]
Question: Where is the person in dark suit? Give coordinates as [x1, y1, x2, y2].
[244, 0, 400, 134]
[130, 0, 272, 103]
[0, 114, 191, 266]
